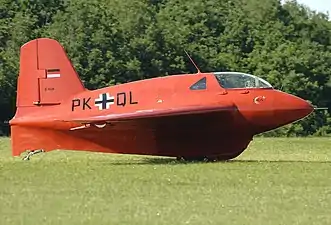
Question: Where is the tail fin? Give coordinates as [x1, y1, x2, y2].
[10, 38, 87, 156]
[16, 38, 85, 111]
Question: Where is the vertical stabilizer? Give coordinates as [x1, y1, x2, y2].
[16, 38, 85, 110]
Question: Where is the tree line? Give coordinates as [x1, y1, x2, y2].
[1, 0, 331, 136]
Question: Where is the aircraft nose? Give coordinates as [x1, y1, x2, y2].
[273, 91, 314, 126]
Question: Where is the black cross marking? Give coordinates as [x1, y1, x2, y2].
[95, 93, 114, 110]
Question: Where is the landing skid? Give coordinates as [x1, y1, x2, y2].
[22, 149, 44, 161]
[176, 152, 244, 162]
[176, 156, 209, 162]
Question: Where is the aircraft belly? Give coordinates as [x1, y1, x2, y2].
[69, 111, 252, 157]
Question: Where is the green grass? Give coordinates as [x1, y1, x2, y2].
[0, 137, 330, 225]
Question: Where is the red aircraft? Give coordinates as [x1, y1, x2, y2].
[9, 38, 314, 161]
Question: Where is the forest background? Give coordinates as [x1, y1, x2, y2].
[1, 0, 331, 137]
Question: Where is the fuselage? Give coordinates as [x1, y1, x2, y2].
[11, 71, 314, 159]
[9, 37, 314, 160]
[61, 71, 313, 134]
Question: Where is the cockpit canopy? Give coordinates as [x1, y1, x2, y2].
[214, 72, 272, 89]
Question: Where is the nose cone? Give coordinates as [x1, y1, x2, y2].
[273, 91, 314, 127]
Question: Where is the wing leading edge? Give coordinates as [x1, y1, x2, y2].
[63, 104, 236, 124]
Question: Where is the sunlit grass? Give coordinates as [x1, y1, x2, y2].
[0, 137, 330, 225]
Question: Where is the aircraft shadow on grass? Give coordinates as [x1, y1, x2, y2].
[110, 157, 331, 165]
[17, 151, 330, 165]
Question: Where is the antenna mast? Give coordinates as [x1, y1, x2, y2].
[184, 50, 201, 74]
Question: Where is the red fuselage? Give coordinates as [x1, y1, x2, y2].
[11, 72, 313, 159]
[9, 38, 314, 160]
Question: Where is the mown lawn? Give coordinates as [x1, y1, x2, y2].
[0, 137, 330, 225]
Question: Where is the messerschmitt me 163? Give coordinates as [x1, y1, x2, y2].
[9, 38, 314, 161]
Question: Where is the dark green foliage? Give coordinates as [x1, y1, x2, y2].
[0, 0, 330, 136]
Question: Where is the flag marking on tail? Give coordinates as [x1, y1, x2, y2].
[46, 74, 61, 78]
[46, 69, 61, 78]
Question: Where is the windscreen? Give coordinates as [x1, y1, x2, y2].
[214, 72, 272, 89]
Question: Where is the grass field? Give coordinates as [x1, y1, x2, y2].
[0, 137, 330, 225]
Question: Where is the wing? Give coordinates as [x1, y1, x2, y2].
[64, 103, 241, 157]
[62, 104, 236, 124]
